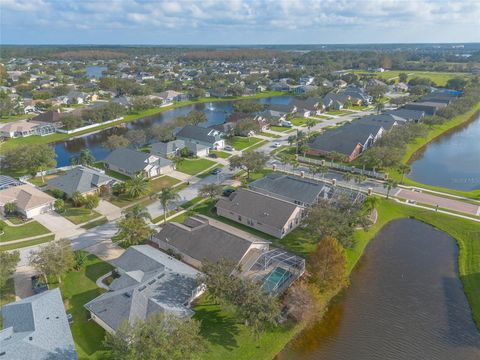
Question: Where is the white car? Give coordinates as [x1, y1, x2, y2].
[272, 142, 281, 148]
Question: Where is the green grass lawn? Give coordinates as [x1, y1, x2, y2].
[209, 150, 231, 159]
[54, 253, 114, 360]
[62, 206, 102, 225]
[0, 114, 35, 123]
[176, 158, 217, 175]
[0, 234, 55, 251]
[259, 132, 281, 138]
[180, 196, 204, 209]
[0, 278, 16, 306]
[0, 220, 51, 242]
[290, 118, 319, 127]
[325, 109, 351, 116]
[80, 217, 108, 230]
[268, 126, 292, 133]
[194, 296, 301, 360]
[226, 136, 263, 150]
[150, 175, 181, 192]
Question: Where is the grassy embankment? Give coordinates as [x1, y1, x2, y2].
[0, 91, 287, 153]
[180, 196, 480, 360]
[387, 101, 480, 199]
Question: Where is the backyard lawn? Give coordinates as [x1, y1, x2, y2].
[62, 206, 102, 225]
[0, 220, 51, 242]
[54, 253, 114, 360]
[226, 136, 263, 150]
[176, 158, 217, 175]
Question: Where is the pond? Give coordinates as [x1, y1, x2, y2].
[277, 219, 480, 360]
[53, 96, 293, 166]
[85, 65, 107, 79]
[408, 113, 480, 191]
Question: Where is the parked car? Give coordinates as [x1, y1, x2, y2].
[211, 168, 222, 175]
[31, 275, 48, 294]
[208, 153, 218, 159]
[224, 145, 234, 151]
[272, 142, 281, 148]
[222, 188, 235, 197]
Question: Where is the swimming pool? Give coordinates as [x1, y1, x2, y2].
[262, 267, 292, 293]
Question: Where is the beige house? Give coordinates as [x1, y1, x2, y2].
[0, 184, 55, 218]
[216, 188, 304, 239]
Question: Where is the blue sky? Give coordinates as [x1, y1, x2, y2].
[1, 0, 479, 45]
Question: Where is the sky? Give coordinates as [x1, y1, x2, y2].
[1, 0, 480, 45]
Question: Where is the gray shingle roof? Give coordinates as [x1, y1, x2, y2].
[0, 288, 77, 360]
[47, 166, 116, 197]
[216, 188, 300, 230]
[104, 148, 172, 173]
[385, 108, 425, 122]
[152, 215, 269, 265]
[150, 140, 185, 157]
[249, 173, 326, 206]
[85, 245, 199, 332]
[176, 125, 223, 145]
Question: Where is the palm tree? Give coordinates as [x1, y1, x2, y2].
[306, 118, 316, 134]
[124, 175, 151, 199]
[79, 149, 95, 166]
[158, 187, 180, 223]
[291, 160, 300, 175]
[397, 164, 411, 184]
[383, 179, 398, 199]
[123, 204, 151, 221]
[363, 196, 379, 212]
[343, 172, 354, 183]
[354, 174, 367, 185]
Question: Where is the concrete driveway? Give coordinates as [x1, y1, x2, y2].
[33, 211, 84, 239]
[96, 199, 122, 221]
[13, 265, 36, 300]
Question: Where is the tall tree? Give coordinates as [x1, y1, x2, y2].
[157, 187, 180, 223]
[104, 134, 130, 150]
[28, 239, 75, 284]
[198, 183, 223, 200]
[124, 175, 151, 199]
[229, 151, 269, 179]
[125, 130, 146, 149]
[150, 124, 175, 142]
[2, 144, 56, 180]
[114, 216, 153, 247]
[123, 204, 151, 221]
[79, 149, 96, 166]
[308, 236, 348, 292]
[0, 251, 20, 288]
[397, 163, 411, 184]
[384, 179, 398, 199]
[104, 313, 207, 360]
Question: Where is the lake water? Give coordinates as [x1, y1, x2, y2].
[408, 113, 480, 191]
[53, 96, 293, 166]
[85, 66, 107, 79]
[277, 219, 480, 360]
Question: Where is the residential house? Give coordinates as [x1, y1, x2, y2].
[176, 125, 225, 149]
[216, 188, 304, 239]
[307, 118, 387, 162]
[104, 148, 174, 178]
[151, 215, 270, 269]
[404, 101, 447, 116]
[85, 245, 203, 334]
[385, 108, 425, 122]
[150, 139, 209, 158]
[158, 90, 187, 104]
[249, 173, 328, 207]
[257, 109, 287, 123]
[47, 166, 117, 197]
[0, 184, 55, 218]
[0, 288, 77, 360]
[0, 120, 56, 138]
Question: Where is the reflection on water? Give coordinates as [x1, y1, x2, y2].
[408, 113, 480, 191]
[277, 219, 480, 360]
[53, 96, 293, 166]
